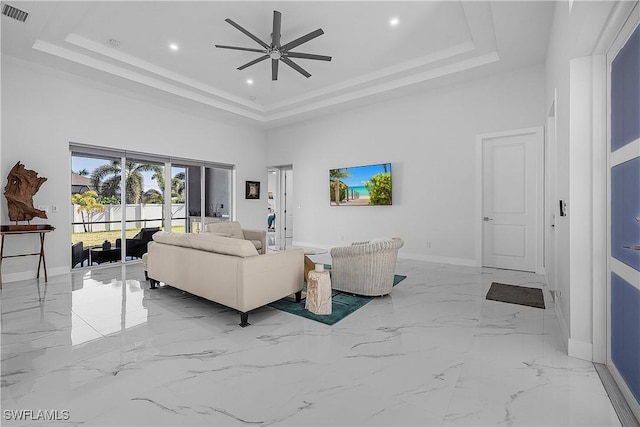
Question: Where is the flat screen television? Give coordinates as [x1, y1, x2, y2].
[330, 163, 392, 206]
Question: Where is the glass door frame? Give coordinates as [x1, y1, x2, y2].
[606, 3, 640, 420]
[70, 144, 234, 268]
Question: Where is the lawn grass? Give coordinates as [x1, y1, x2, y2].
[72, 226, 185, 247]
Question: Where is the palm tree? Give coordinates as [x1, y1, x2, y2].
[91, 161, 158, 204]
[71, 191, 105, 232]
[171, 173, 186, 203]
[142, 189, 163, 204]
[330, 168, 351, 205]
[145, 170, 186, 204]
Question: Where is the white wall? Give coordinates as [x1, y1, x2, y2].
[266, 65, 545, 264]
[1, 56, 267, 282]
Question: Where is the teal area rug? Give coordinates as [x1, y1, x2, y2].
[269, 268, 407, 325]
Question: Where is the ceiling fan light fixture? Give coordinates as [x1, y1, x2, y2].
[215, 10, 331, 81]
[269, 50, 281, 60]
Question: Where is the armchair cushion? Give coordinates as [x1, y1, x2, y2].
[205, 221, 266, 254]
[205, 221, 244, 239]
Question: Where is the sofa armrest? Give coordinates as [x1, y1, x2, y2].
[237, 248, 304, 312]
[242, 228, 267, 254]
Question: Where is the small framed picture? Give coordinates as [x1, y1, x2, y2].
[245, 181, 260, 199]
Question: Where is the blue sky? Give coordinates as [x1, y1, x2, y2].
[332, 163, 391, 187]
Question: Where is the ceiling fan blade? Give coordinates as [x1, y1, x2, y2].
[272, 58, 279, 81]
[215, 44, 267, 54]
[285, 52, 332, 61]
[225, 18, 270, 50]
[272, 11, 282, 48]
[238, 54, 269, 70]
[281, 28, 324, 51]
[281, 56, 311, 78]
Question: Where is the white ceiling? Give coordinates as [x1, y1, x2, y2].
[1, 1, 555, 127]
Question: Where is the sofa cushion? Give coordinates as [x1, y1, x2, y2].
[153, 231, 260, 258]
[152, 231, 191, 248]
[205, 221, 244, 240]
[210, 232, 232, 238]
[189, 233, 259, 258]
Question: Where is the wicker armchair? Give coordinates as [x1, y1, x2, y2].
[330, 237, 404, 296]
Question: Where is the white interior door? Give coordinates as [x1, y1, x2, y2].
[482, 128, 542, 272]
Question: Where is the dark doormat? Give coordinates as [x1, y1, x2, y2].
[486, 282, 545, 309]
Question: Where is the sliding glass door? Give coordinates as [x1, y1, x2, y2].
[71, 144, 233, 269]
[607, 5, 640, 420]
[183, 164, 233, 233]
[122, 157, 166, 262]
[71, 153, 122, 268]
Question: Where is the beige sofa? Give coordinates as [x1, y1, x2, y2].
[145, 231, 303, 326]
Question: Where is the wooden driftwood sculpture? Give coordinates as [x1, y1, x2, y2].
[3, 161, 48, 222]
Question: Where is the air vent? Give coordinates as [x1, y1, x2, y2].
[2, 3, 28, 22]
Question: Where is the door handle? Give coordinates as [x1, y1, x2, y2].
[623, 245, 640, 251]
[483, 217, 493, 221]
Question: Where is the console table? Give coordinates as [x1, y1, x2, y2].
[0, 224, 55, 289]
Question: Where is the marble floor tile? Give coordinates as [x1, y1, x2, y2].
[1, 259, 621, 426]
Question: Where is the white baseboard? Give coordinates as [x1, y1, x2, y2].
[568, 337, 593, 361]
[291, 241, 333, 251]
[1, 266, 69, 283]
[394, 252, 477, 267]
[554, 297, 593, 362]
[555, 301, 570, 347]
[291, 242, 478, 267]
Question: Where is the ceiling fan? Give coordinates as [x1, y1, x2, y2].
[215, 10, 331, 81]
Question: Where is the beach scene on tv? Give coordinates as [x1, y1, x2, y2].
[330, 163, 392, 206]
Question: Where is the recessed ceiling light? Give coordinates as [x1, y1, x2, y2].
[169, 43, 179, 52]
[246, 78, 254, 85]
[390, 17, 400, 27]
[250, 96, 256, 100]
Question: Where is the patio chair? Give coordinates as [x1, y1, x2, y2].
[71, 241, 89, 268]
[116, 227, 160, 259]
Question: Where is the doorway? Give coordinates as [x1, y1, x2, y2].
[477, 127, 544, 273]
[267, 165, 293, 250]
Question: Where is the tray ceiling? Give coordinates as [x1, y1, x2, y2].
[1, 1, 555, 126]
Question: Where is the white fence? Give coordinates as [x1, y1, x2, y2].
[72, 204, 187, 233]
